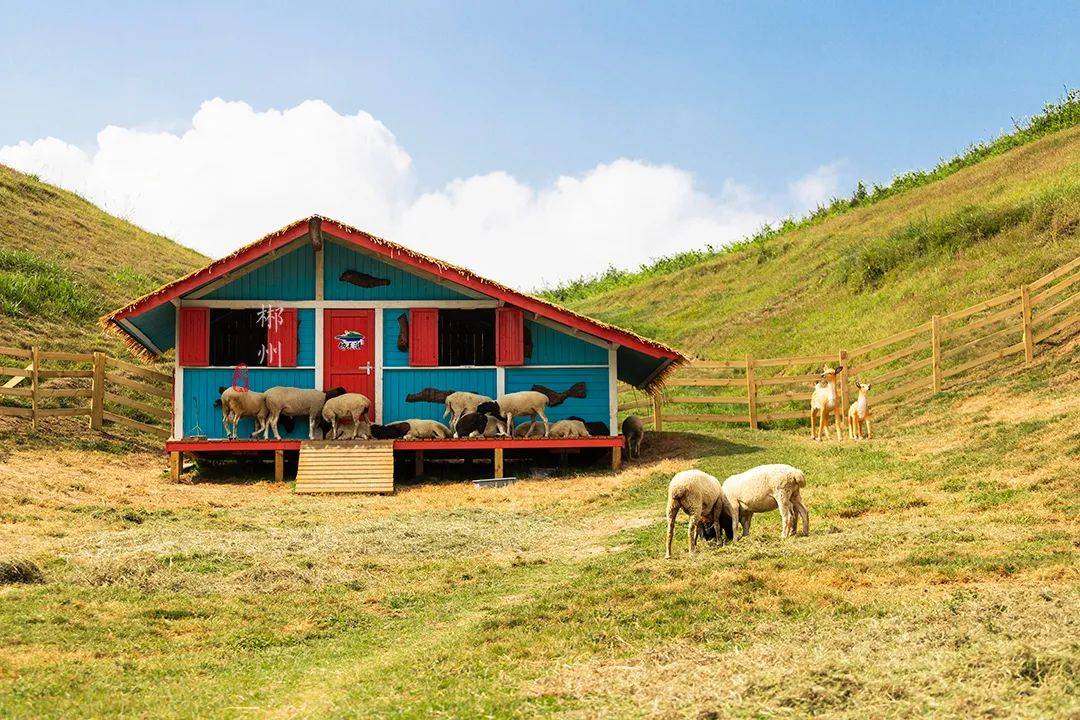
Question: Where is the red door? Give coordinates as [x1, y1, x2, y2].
[323, 310, 376, 419]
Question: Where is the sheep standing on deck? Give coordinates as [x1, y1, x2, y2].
[443, 391, 494, 430]
[848, 381, 872, 440]
[477, 391, 552, 437]
[622, 415, 645, 458]
[321, 393, 372, 440]
[263, 386, 347, 440]
[809, 365, 844, 442]
[721, 463, 808, 540]
[216, 386, 269, 439]
[665, 469, 727, 559]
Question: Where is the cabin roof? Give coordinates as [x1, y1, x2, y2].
[101, 215, 687, 391]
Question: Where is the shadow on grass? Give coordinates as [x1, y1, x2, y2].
[644, 431, 761, 461]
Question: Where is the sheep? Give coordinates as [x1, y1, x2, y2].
[477, 391, 552, 437]
[568, 416, 609, 437]
[215, 386, 269, 439]
[665, 469, 727, 558]
[622, 415, 645, 458]
[848, 381, 872, 440]
[320, 392, 372, 440]
[454, 411, 508, 438]
[262, 386, 347, 440]
[442, 391, 494, 430]
[809, 365, 844, 442]
[721, 464, 808, 540]
[370, 422, 410, 440]
[547, 419, 590, 439]
[400, 419, 452, 440]
[513, 422, 545, 438]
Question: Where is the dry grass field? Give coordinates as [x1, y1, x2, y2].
[1, 349, 1076, 719]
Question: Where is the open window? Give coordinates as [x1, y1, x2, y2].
[438, 309, 495, 366]
[205, 308, 298, 367]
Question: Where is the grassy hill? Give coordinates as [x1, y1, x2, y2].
[551, 112, 1080, 360]
[0, 165, 206, 352]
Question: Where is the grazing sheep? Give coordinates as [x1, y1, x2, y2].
[370, 422, 410, 440]
[810, 365, 844, 442]
[321, 393, 372, 440]
[263, 386, 347, 440]
[568, 416, 609, 437]
[665, 469, 727, 558]
[401, 419, 452, 440]
[477, 390, 553, 437]
[454, 411, 508, 438]
[848, 381, 872, 440]
[547, 419, 590, 438]
[216, 386, 269, 439]
[721, 463, 808, 540]
[622, 415, 645, 458]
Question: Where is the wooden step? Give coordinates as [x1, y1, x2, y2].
[294, 440, 395, 494]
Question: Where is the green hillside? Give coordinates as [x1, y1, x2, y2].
[553, 114, 1080, 360]
[0, 166, 206, 352]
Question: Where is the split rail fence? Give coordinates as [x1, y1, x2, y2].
[0, 348, 172, 438]
[620, 255, 1080, 431]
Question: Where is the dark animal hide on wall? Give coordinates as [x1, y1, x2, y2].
[340, 270, 391, 288]
[531, 382, 587, 406]
[406, 387, 454, 404]
[397, 312, 409, 351]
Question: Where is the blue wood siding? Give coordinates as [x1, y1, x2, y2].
[381, 369, 497, 424]
[383, 309, 411, 367]
[182, 368, 316, 439]
[202, 244, 315, 300]
[525, 320, 607, 366]
[504, 366, 610, 427]
[297, 309, 315, 366]
[324, 239, 473, 301]
[127, 302, 176, 353]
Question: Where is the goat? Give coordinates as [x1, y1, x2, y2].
[809, 365, 844, 441]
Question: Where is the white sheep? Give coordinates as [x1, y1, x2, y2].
[848, 381, 872, 440]
[721, 463, 808, 540]
[478, 391, 551, 437]
[513, 422, 545, 438]
[218, 387, 268, 439]
[401, 419, 452, 440]
[263, 386, 346, 440]
[665, 469, 727, 558]
[442, 391, 494, 430]
[547, 419, 590, 439]
[321, 393, 372, 440]
[809, 365, 844, 442]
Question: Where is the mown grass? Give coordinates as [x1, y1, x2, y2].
[0, 357, 1076, 718]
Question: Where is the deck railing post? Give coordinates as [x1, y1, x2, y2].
[90, 351, 106, 431]
[931, 315, 942, 393]
[745, 354, 757, 429]
[1020, 283, 1034, 365]
[30, 346, 40, 431]
[838, 349, 849, 433]
[652, 392, 663, 432]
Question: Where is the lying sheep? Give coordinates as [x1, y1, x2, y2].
[370, 422, 410, 440]
[216, 386, 268, 439]
[568, 416, 609, 437]
[665, 469, 727, 559]
[547, 419, 589, 438]
[721, 464, 808, 540]
[513, 422, 545, 438]
[401, 419, 452, 440]
[320, 393, 372, 440]
[622, 415, 644, 458]
[263, 386, 347, 440]
[454, 411, 507, 438]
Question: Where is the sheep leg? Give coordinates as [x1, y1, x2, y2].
[538, 409, 549, 437]
[665, 504, 679, 559]
[728, 504, 741, 542]
[308, 415, 318, 440]
[351, 412, 361, 440]
[269, 410, 282, 440]
[740, 511, 752, 538]
[793, 493, 809, 536]
[688, 519, 699, 556]
[777, 495, 793, 539]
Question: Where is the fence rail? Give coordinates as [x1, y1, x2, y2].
[0, 347, 172, 438]
[619, 255, 1080, 431]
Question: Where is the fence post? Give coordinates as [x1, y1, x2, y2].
[90, 351, 106, 431]
[931, 315, 942, 393]
[652, 391, 663, 432]
[1020, 284, 1034, 365]
[30, 346, 40, 431]
[838, 349, 849, 433]
[745, 354, 758, 429]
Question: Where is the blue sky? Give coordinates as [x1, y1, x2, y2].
[1, 2, 1077, 286]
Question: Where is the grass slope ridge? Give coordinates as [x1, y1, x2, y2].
[0, 165, 206, 351]
[558, 123, 1080, 360]
[544, 89, 1080, 305]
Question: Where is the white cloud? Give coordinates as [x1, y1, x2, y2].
[788, 161, 844, 213]
[0, 98, 838, 289]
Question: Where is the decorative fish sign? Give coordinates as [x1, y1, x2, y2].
[340, 270, 391, 288]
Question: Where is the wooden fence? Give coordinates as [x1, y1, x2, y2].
[621, 255, 1080, 431]
[0, 347, 172, 438]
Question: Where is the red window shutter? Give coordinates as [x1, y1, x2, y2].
[178, 307, 209, 366]
[409, 309, 439, 366]
[496, 307, 524, 366]
[267, 308, 298, 367]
